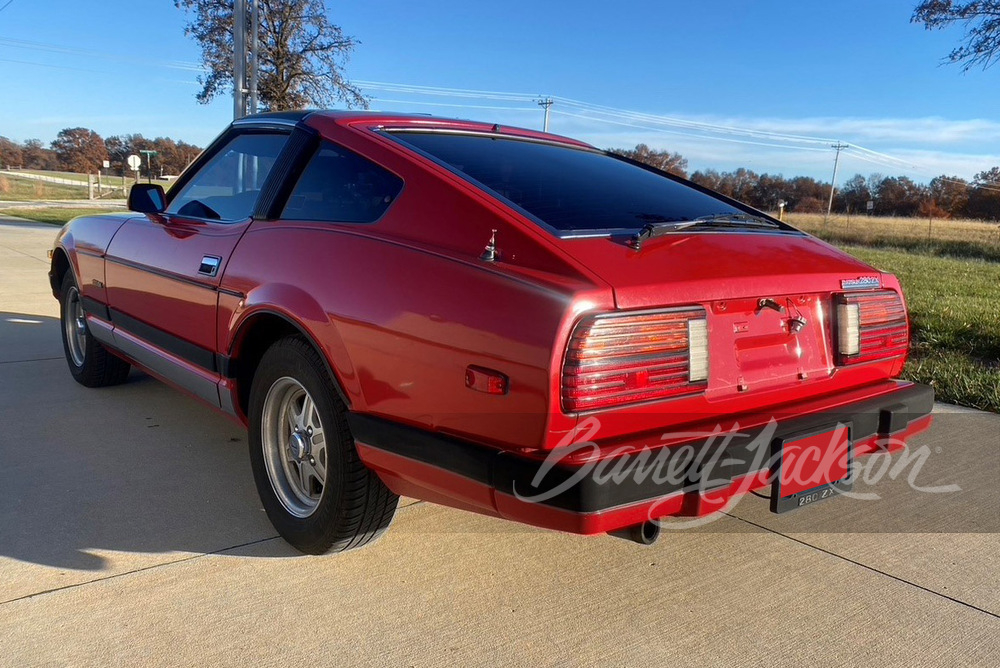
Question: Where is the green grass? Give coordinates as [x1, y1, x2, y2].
[787, 212, 1000, 263]
[845, 246, 1000, 412]
[0, 174, 89, 201]
[0, 207, 120, 225]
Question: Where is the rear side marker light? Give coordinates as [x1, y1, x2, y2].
[465, 365, 509, 395]
[562, 307, 708, 412]
[835, 290, 908, 365]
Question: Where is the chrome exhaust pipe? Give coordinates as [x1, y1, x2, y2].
[608, 520, 660, 545]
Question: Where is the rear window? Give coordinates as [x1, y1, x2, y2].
[391, 132, 742, 233]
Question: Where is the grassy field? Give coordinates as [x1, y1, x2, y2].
[781, 213, 999, 410]
[0, 207, 120, 225]
[0, 174, 89, 201]
[843, 246, 1000, 412]
[20, 169, 92, 183]
[784, 212, 1000, 262]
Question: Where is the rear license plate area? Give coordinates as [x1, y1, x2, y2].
[770, 424, 853, 514]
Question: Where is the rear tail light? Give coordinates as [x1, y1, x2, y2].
[835, 290, 908, 365]
[562, 307, 708, 412]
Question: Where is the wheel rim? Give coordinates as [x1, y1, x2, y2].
[261, 377, 328, 518]
[64, 285, 87, 367]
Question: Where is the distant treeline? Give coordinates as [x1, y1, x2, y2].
[0, 129, 203, 179]
[1, 131, 997, 220]
[613, 144, 1000, 221]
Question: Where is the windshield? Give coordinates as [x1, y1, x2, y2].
[391, 131, 745, 233]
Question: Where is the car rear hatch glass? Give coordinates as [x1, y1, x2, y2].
[388, 130, 792, 236]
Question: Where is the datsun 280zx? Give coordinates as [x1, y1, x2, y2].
[50, 111, 933, 553]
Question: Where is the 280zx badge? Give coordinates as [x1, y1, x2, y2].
[841, 275, 881, 290]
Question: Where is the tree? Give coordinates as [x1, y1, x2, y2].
[610, 144, 688, 178]
[151, 137, 203, 176]
[175, 0, 366, 111]
[967, 167, 1000, 220]
[876, 176, 925, 216]
[747, 173, 787, 211]
[786, 176, 828, 212]
[840, 174, 872, 213]
[719, 168, 759, 203]
[21, 140, 57, 170]
[0, 137, 22, 168]
[912, 2, 1000, 70]
[928, 175, 970, 217]
[689, 169, 723, 192]
[51, 128, 107, 174]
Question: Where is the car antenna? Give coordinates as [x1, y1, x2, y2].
[480, 229, 499, 262]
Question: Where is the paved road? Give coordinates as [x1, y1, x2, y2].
[0, 219, 997, 666]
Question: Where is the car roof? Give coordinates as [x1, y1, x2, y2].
[234, 110, 595, 149]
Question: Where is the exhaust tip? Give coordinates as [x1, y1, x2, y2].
[608, 520, 660, 546]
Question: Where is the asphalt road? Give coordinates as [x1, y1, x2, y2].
[1, 218, 998, 666]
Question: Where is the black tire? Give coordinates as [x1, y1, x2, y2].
[248, 336, 398, 554]
[59, 272, 131, 388]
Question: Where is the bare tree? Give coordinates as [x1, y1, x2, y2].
[610, 144, 688, 178]
[175, 0, 367, 111]
[912, 1, 1000, 70]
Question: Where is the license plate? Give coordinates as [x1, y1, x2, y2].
[770, 424, 853, 514]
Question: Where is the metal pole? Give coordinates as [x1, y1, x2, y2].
[249, 0, 259, 114]
[825, 142, 848, 225]
[233, 0, 247, 119]
[537, 98, 552, 132]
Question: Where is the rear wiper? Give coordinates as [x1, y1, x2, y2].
[627, 212, 780, 250]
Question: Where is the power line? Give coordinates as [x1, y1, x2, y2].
[0, 1, 16, 15]
[549, 109, 834, 153]
[371, 98, 538, 113]
[0, 36, 204, 71]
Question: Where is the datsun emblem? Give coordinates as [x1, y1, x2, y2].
[841, 275, 881, 290]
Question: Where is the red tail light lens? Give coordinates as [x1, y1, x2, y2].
[562, 307, 708, 412]
[835, 290, 908, 365]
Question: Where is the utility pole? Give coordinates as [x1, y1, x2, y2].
[249, 0, 259, 114]
[537, 97, 553, 133]
[233, 0, 247, 119]
[825, 142, 848, 225]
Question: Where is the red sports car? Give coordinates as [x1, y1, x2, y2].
[50, 111, 933, 553]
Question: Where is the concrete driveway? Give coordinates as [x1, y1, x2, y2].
[1, 219, 997, 666]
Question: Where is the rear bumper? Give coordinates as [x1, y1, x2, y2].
[349, 381, 934, 534]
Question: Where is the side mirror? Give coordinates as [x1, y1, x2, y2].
[128, 184, 166, 213]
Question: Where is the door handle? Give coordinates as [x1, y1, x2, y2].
[198, 255, 222, 277]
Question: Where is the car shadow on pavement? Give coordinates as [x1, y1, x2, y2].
[0, 312, 303, 573]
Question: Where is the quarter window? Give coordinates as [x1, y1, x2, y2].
[167, 133, 288, 221]
[281, 142, 403, 223]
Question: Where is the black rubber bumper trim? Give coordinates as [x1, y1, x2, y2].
[80, 296, 111, 322]
[349, 383, 934, 515]
[79, 298, 236, 378]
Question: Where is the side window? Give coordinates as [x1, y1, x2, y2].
[281, 142, 403, 223]
[167, 133, 288, 221]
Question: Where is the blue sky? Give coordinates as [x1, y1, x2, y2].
[0, 0, 997, 181]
